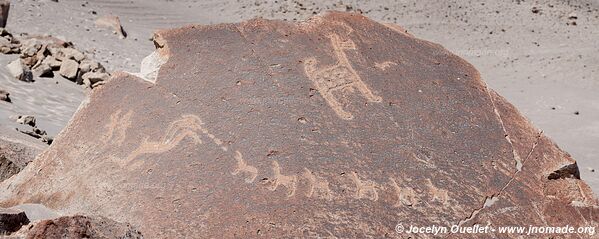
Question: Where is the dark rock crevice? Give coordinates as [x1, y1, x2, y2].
[548, 163, 581, 180]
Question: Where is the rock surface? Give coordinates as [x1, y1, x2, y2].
[0, 12, 596, 238]
[0, 208, 29, 234]
[12, 215, 142, 239]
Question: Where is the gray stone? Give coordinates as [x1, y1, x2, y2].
[79, 61, 91, 74]
[82, 72, 110, 87]
[16, 115, 36, 127]
[6, 59, 33, 82]
[58, 59, 78, 80]
[58, 47, 85, 62]
[81, 59, 105, 73]
[42, 55, 62, 69]
[95, 15, 127, 39]
[0, 89, 9, 102]
[0, 36, 9, 47]
[33, 63, 53, 77]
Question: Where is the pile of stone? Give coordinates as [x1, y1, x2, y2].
[1, 28, 110, 88]
[13, 115, 53, 145]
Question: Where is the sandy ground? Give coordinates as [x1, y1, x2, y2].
[0, 54, 85, 136]
[1, 0, 598, 193]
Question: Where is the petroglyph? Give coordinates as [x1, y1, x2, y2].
[263, 161, 298, 197]
[107, 113, 443, 206]
[303, 33, 382, 120]
[231, 151, 258, 183]
[303, 168, 333, 200]
[123, 115, 204, 166]
[426, 179, 449, 205]
[350, 172, 379, 201]
[389, 178, 418, 207]
[374, 61, 397, 70]
[199, 127, 228, 152]
[103, 109, 133, 145]
[409, 148, 437, 169]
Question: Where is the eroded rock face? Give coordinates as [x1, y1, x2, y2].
[0, 12, 596, 238]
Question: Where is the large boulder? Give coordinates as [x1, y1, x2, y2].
[0, 12, 596, 238]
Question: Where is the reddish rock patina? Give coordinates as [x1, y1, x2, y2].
[0, 12, 596, 238]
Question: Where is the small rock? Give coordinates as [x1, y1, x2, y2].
[95, 15, 127, 39]
[568, 12, 578, 20]
[0, 89, 10, 102]
[41, 135, 53, 144]
[0, 45, 10, 53]
[21, 56, 38, 68]
[58, 47, 85, 62]
[7, 59, 33, 82]
[82, 72, 110, 87]
[78, 60, 92, 74]
[0, 35, 9, 47]
[81, 59, 106, 73]
[0, 36, 15, 53]
[531, 7, 541, 14]
[42, 55, 62, 69]
[0, 208, 30, 234]
[16, 115, 36, 127]
[0, 0, 9, 28]
[17, 126, 51, 145]
[59, 59, 79, 80]
[33, 63, 53, 77]
[0, 27, 10, 37]
[21, 46, 39, 58]
[19, 40, 41, 58]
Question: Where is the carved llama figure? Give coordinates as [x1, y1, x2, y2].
[304, 33, 382, 120]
